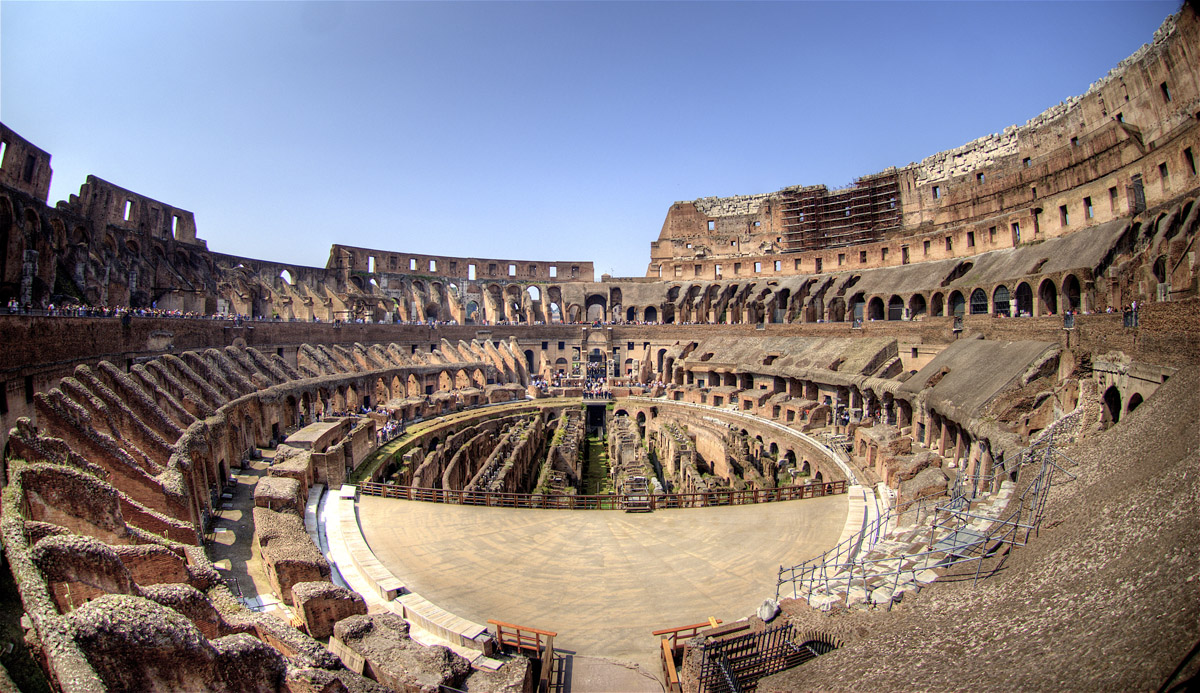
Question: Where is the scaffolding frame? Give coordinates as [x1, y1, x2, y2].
[779, 172, 902, 252]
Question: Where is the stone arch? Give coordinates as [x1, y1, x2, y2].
[1015, 282, 1033, 316]
[993, 285, 1011, 316]
[1152, 255, 1168, 284]
[867, 296, 885, 321]
[438, 371, 453, 391]
[827, 296, 846, 323]
[584, 294, 606, 323]
[625, 306, 637, 322]
[930, 292, 944, 317]
[408, 373, 421, 396]
[644, 306, 658, 323]
[1062, 274, 1081, 312]
[391, 375, 404, 399]
[969, 288, 988, 315]
[455, 370, 471, 389]
[1127, 392, 1144, 415]
[1038, 278, 1058, 315]
[887, 295, 904, 321]
[948, 290, 966, 317]
[1102, 385, 1122, 428]
[524, 349, 535, 374]
[908, 293, 926, 319]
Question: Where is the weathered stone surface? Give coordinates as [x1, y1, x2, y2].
[292, 581, 367, 640]
[334, 613, 471, 693]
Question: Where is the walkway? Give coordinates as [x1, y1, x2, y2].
[204, 450, 295, 618]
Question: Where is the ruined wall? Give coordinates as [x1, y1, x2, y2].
[645, 7, 1200, 283]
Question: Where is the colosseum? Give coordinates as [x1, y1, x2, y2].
[0, 5, 1197, 693]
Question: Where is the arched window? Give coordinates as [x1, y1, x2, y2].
[969, 288, 988, 314]
[992, 285, 1010, 316]
[1014, 283, 1033, 316]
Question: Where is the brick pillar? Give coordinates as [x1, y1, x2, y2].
[978, 446, 994, 495]
[965, 442, 981, 498]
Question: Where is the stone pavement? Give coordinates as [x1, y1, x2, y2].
[204, 450, 295, 619]
[355, 493, 848, 678]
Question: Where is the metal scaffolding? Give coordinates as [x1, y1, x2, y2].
[779, 172, 902, 252]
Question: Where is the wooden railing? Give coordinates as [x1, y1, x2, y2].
[488, 620, 557, 693]
[653, 619, 724, 693]
[358, 479, 847, 510]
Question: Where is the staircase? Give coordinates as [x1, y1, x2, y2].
[778, 437, 1073, 610]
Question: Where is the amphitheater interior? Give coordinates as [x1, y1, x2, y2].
[0, 6, 1198, 693]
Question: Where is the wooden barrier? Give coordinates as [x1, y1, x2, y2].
[487, 620, 558, 693]
[359, 479, 847, 510]
[653, 619, 725, 693]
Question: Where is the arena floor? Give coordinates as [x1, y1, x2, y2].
[357, 494, 848, 668]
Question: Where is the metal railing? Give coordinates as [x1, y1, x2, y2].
[359, 479, 847, 510]
[776, 436, 1076, 609]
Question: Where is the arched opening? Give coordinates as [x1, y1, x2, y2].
[1152, 255, 1168, 283]
[1038, 279, 1058, 315]
[524, 349, 535, 374]
[948, 290, 966, 317]
[626, 306, 637, 322]
[887, 295, 904, 321]
[849, 293, 865, 323]
[1102, 385, 1122, 427]
[1014, 282, 1033, 316]
[930, 292, 944, 317]
[867, 297, 885, 321]
[1127, 392, 1144, 415]
[1063, 274, 1081, 312]
[908, 294, 926, 319]
[644, 306, 658, 323]
[827, 296, 846, 323]
[969, 288, 988, 315]
[992, 285, 1010, 316]
[527, 285, 541, 302]
[465, 301, 479, 324]
[584, 294, 606, 323]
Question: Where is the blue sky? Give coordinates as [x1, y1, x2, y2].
[1, 1, 1179, 278]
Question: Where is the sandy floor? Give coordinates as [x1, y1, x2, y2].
[357, 494, 847, 672]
